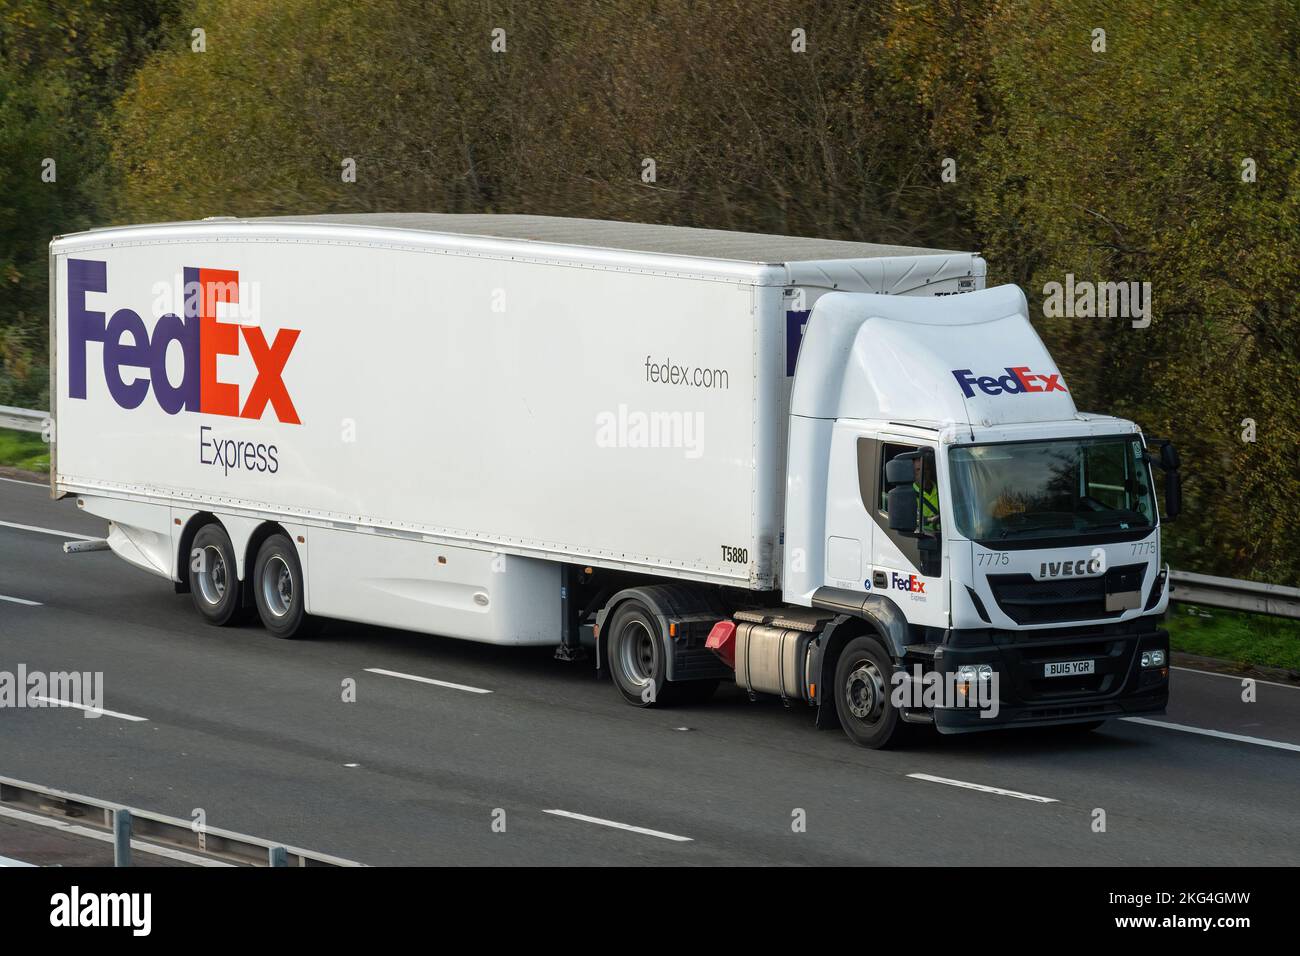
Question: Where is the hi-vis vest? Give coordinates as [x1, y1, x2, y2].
[914, 482, 939, 528]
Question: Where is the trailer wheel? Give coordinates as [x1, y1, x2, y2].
[188, 523, 243, 626]
[607, 600, 671, 707]
[833, 634, 905, 749]
[252, 534, 318, 639]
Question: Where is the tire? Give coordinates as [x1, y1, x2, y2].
[251, 533, 318, 639]
[833, 634, 906, 749]
[606, 599, 671, 707]
[188, 523, 242, 626]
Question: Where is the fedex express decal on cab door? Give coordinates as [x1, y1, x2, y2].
[66, 258, 301, 476]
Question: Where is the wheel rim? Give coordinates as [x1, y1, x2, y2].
[617, 619, 658, 687]
[844, 658, 886, 723]
[196, 545, 227, 606]
[261, 555, 293, 618]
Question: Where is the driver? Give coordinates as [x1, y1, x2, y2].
[913, 458, 940, 532]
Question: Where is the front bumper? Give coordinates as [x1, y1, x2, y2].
[928, 619, 1169, 734]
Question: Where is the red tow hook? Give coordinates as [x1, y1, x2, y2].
[705, 620, 737, 669]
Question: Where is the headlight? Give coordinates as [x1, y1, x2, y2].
[955, 664, 993, 696]
[1141, 649, 1166, 668]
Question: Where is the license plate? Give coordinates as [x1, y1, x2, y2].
[1044, 659, 1094, 677]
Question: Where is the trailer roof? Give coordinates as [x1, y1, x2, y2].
[241, 213, 962, 264]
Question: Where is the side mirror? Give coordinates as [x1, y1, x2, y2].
[887, 486, 920, 533]
[885, 456, 915, 486]
[1164, 469, 1182, 520]
[1146, 439, 1181, 521]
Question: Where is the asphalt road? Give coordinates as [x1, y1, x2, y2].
[1, 475, 1297, 865]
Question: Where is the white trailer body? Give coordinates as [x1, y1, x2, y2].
[50, 214, 983, 646]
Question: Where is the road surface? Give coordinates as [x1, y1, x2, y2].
[1, 475, 1296, 865]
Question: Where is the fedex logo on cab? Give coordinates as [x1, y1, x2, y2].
[890, 572, 925, 594]
[951, 366, 1066, 398]
[66, 258, 301, 424]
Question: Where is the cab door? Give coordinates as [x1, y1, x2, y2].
[861, 435, 949, 629]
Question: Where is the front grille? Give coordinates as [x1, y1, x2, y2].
[987, 564, 1146, 625]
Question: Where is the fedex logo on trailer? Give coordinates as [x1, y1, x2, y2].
[951, 366, 1066, 399]
[66, 258, 301, 424]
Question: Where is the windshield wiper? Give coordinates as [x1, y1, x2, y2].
[997, 524, 1066, 538]
[1082, 518, 1149, 532]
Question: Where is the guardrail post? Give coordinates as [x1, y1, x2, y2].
[113, 808, 132, 867]
[268, 845, 288, 867]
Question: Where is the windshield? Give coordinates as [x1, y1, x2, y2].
[948, 436, 1155, 543]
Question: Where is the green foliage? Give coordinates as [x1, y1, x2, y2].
[866, 0, 1299, 584]
[2, 0, 1297, 584]
[0, 0, 182, 407]
[961, 0, 1300, 586]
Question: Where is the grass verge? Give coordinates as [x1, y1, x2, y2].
[0, 427, 49, 473]
[1165, 603, 1300, 673]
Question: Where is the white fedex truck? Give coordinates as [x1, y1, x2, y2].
[49, 214, 1179, 747]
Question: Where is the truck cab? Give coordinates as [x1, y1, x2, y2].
[781, 284, 1176, 745]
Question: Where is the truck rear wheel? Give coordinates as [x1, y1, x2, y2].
[833, 634, 905, 749]
[252, 534, 318, 639]
[189, 523, 242, 626]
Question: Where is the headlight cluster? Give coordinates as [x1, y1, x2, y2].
[955, 664, 994, 696]
[1140, 649, 1166, 668]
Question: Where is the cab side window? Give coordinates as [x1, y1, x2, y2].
[856, 436, 942, 578]
[878, 443, 917, 512]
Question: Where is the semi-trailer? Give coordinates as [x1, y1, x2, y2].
[50, 213, 1177, 747]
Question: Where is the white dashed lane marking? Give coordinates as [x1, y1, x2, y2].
[543, 809, 694, 842]
[27, 696, 148, 722]
[1121, 717, 1300, 753]
[0, 520, 96, 540]
[364, 667, 492, 695]
[907, 773, 1059, 803]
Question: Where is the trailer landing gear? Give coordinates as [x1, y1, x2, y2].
[554, 564, 590, 662]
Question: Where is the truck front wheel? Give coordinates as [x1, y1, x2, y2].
[607, 600, 669, 707]
[833, 634, 905, 749]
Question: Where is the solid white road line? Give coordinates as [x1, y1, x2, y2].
[907, 773, 1059, 803]
[0, 476, 45, 487]
[1172, 665, 1300, 692]
[27, 696, 148, 722]
[0, 853, 36, 867]
[1121, 717, 1300, 753]
[0, 805, 232, 867]
[364, 667, 492, 695]
[543, 809, 694, 842]
[0, 593, 42, 606]
[0, 519, 96, 541]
